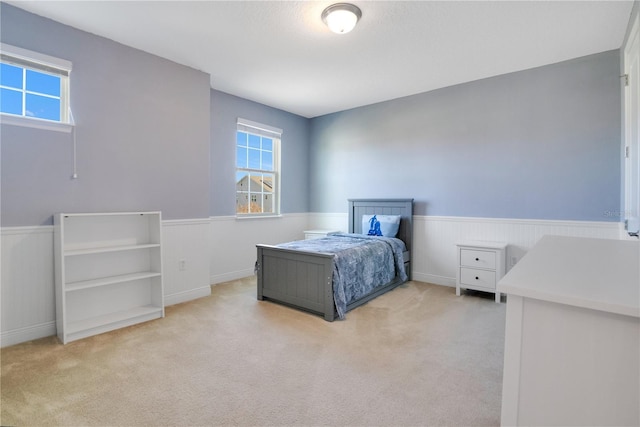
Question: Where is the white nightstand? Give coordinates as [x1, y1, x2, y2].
[456, 240, 507, 303]
[303, 229, 340, 240]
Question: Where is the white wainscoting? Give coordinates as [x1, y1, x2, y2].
[1, 218, 211, 348]
[413, 216, 622, 286]
[162, 219, 211, 306]
[308, 213, 623, 287]
[0, 226, 56, 347]
[1, 213, 624, 347]
[210, 213, 308, 284]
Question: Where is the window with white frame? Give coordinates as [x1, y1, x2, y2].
[235, 118, 282, 216]
[0, 43, 72, 131]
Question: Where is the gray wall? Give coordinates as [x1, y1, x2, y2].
[0, 3, 625, 225]
[310, 50, 622, 221]
[210, 90, 310, 216]
[1, 3, 211, 226]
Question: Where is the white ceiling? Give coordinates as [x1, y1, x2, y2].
[6, 1, 635, 118]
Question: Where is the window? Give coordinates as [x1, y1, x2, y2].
[0, 43, 72, 131]
[236, 118, 282, 216]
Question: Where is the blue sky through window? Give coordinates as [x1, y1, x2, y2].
[236, 131, 274, 172]
[26, 93, 60, 121]
[1, 88, 22, 115]
[26, 70, 60, 96]
[1, 63, 23, 88]
[0, 62, 62, 121]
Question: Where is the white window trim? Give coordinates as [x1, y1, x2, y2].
[0, 43, 73, 132]
[0, 114, 73, 133]
[235, 214, 283, 220]
[236, 118, 283, 218]
[237, 118, 283, 136]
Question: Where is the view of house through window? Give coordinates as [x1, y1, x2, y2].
[235, 119, 281, 216]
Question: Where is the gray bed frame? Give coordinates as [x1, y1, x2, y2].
[256, 198, 414, 321]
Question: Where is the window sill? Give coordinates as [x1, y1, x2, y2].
[236, 214, 283, 220]
[0, 114, 73, 133]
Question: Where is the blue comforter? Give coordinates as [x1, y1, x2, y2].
[276, 233, 407, 319]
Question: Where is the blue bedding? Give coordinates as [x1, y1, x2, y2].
[276, 233, 407, 319]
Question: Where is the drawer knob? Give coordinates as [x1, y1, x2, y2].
[475, 276, 479, 280]
[475, 257, 479, 261]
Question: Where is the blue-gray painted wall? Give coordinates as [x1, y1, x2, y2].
[1, 3, 210, 226]
[310, 50, 622, 221]
[0, 4, 310, 226]
[210, 90, 309, 216]
[0, 3, 626, 226]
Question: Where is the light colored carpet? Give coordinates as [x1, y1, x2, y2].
[1, 278, 506, 426]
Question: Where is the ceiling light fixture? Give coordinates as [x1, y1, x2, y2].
[321, 3, 362, 35]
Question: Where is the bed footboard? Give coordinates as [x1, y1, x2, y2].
[256, 198, 413, 321]
[256, 244, 337, 321]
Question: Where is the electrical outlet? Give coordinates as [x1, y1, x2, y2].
[179, 259, 186, 271]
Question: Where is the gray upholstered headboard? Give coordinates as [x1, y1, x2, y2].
[347, 199, 414, 252]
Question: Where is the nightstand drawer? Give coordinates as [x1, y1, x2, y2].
[460, 249, 496, 269]
[456, 240, 507, 303]
[460, 267, 497, 289]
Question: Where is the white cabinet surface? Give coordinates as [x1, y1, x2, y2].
[456, 240, 507, 302]
[498, 235, 639, 426]
[54, 212, 164, 344]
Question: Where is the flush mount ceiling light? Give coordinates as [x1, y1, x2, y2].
[321, 3, 362, 34]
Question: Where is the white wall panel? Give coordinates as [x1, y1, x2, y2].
[306, 212, 349, 233]
[308, 213, 622, 287]
[412, 216, 621, 286]
[162, 219, 211, 306]
[1, 226, 56, 347]
[2, 219, 213, 347]
[210, 213, 308, 284]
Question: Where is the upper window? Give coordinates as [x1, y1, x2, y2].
[0, 43, 72, 131]
[235, 118, 282, 216]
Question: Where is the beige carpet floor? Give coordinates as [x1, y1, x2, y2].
[1, 278, 506, 426]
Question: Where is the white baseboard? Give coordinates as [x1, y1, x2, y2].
[165, 286, 212, 306]
[413, 272, 456, 287]
[210, 268, 255, 285]
[0, 284, 214, 346]
[0, 321, 56, 348]
[2, 218, 212, 348]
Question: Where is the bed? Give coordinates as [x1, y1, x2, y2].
[256, 198, 413, 321]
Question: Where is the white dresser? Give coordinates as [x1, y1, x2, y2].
[498, 235, 639, 426]
[456, 240, 507, 302]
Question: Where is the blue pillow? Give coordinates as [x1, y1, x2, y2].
[362, 215, 401, 237]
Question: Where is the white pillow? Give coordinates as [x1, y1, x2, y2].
[362, 214, 401, 237]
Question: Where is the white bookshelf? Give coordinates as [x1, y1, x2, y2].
[54, 212, 164, 344]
